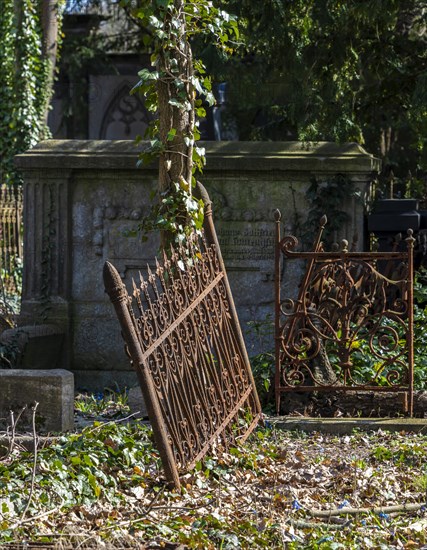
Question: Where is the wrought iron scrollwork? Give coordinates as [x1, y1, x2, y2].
[104, 205, 261, 488]
[275, 213, 415, 416]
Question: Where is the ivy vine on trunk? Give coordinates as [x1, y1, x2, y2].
[0, 0, 62, 188]
[120, 0, 238, 248]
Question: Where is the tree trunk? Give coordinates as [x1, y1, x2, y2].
[156, 0, 194, 247]
[40, 0, 59, 127]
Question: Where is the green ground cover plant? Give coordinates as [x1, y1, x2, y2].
[0, 395, 426, 548]
[74, 389, 129, 419]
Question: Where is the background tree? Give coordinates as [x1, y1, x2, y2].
[207, 0, 427, 176]
[0, 0, 62, 187]
[40, 0, 61, 126]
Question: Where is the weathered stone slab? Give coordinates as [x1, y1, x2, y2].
[0, 369, 74, 432]
[271, 416, 427, 435]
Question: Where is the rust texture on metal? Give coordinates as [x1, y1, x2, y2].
[104, 185, 261, 488]
[275, 212, 415, 416]
[0, 184, 23, 294]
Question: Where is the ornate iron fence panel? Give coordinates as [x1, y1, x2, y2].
[275, 212, 415, 416]
[0, 184, 23, 294]
[104, 186, 261, 488]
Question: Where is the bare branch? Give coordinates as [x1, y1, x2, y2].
[20, 402, 39, 522]
[308, 502, 426, 517]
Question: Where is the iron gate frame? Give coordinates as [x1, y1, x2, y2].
[275, 211, 415, 416]
[104, 183, 262, 488]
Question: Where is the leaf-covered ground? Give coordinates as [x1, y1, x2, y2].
[0, 397, 426, 549]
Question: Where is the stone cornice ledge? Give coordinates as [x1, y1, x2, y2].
[15, 140, 381, 173]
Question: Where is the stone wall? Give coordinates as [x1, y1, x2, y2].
[15, 140, 380, 389]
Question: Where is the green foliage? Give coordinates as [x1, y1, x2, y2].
[0, 257, 23, 369]
[2, 418, 427, 547]
[412, 473, 427, 493]
[138, 181, 205, 246]
[0, 1, 53, 187]
[74, 388, 130, 418]
[121, 0, 237, 246]
[371, 441, 426, 466]
[0, 256, 23, 300]
[405, 175, 427, 206]
[212, 0, 427, 172]
[250, 351, 275, 409]
[373, 170, 427, 205]
[247, 316, 275, 410]
[303, 174, 359, 246]
[0, 420, 160, 540]
[412, 269, 427, 390]
[0, 340, 20, 370]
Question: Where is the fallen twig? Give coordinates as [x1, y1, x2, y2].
[83, 411, 143, 435]
[8, 506, 60, 529]
[308, 502, 426, 518]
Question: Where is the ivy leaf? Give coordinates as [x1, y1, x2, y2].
[190, 76, 204, 95]
[167, 128, 177, 141]
[137, 69, 159, 82]
[168, 98, 184, 108]
[142, 34, 153, 47]
[195, 146, 206, 158]
[205, 91, 215, 107]
[148, 15, 162, 28]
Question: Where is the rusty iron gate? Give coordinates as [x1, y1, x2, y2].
[104, 184, 262, 488]
[275, 212, 415, 416]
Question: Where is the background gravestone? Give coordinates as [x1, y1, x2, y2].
[15, 140, 380, 389]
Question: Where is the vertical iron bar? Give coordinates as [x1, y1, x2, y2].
[283, 215, 328, 345]
[296, 215, 327, 306]
[274, 210, 282, 414]
[279, 214, 328, 392]
[406, 229, 415, 417]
